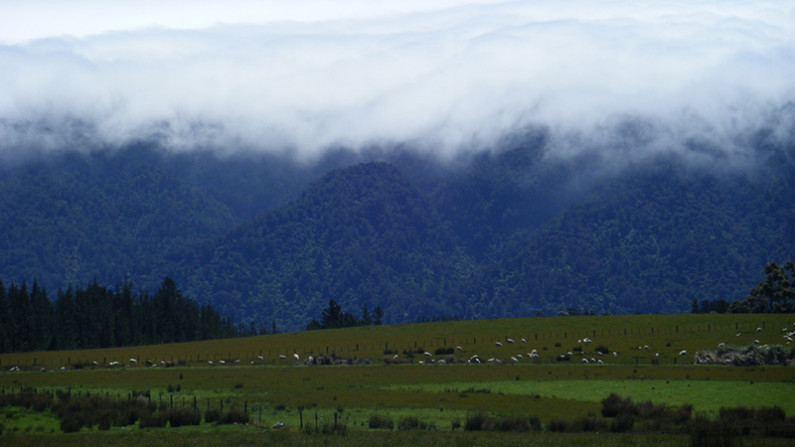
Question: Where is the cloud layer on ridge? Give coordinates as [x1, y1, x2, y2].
[1, 0, 793, 164]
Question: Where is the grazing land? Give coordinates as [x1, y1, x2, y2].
[1, 314, 794, 446]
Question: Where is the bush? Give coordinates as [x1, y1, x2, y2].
[601, 393, 632, 418]
[139, 411, 168, 429]
[204, 408, 221, 424]
[570, 417, 607, 432]
[219, 409, 249, 425]
[368, 413, 393, 430]
[166, 408, 201, 427]
[689, 417, 740, 447]
[398, 415, 433, 430]
[547, 419, 568, 432]
[610, 412, 635, 432]
[464, 413, 489, 431]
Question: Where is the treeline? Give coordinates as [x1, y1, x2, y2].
[0, 277, 246, 353]
[692, 261, 795, 314]
[305, 299, 383, 330]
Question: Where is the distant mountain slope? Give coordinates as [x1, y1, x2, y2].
[0, 148, 237, 291]
[478, 157, 795, 317]
[1, 144, 792, 331]
[168, 162, 473, 329]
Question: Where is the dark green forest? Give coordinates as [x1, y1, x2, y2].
[0, 140, 793, 331]
[0, 278, 245, 353]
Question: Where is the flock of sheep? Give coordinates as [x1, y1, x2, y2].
[6, 322, 793, 372]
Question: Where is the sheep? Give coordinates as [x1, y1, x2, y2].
[219, 360, 226, 365]
[583, 338, 592, 344]
[582, 358, 589, 363]
[521, 338, 527, 343]
[257, 355, 264, 361]
[644, 345, 649, 350]
[293, 353, 300, 361]
[510, 356, 519, 363]
[517, 354, 523, 358]
[208, 360, 214, 366]
[129, 358, 137, 364]
[597, 359, 604, 364]
[506, 338, 515, 344]
[679, 349, 687, 356]
[736, 332, 742, 336]
[279, 354, 287, 359]
[423, 351, 432, 357]
[590, 357, 596, 363]
[612, 351, 618, 357]
[393, 354, 400, 359]
[495, 341, 503, 347]
[756, 327, 762, 332]
[754, 339, 760, 344]
[455, 346, 463, 351]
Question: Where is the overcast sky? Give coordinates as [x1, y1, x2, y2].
[1, 0, 793, 163]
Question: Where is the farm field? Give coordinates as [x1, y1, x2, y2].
[1, 313, 794, 446]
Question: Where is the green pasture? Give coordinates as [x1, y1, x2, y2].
[1, 314, 794, 445]
[392, 379, 795, 416]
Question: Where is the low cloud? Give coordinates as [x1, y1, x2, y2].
[1, 0, 793, 164]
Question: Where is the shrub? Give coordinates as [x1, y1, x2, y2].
[570, 417, 607, 432]
[139, 411, 168, 429]
[610, 412, 635, 432]
[368, 413, 393, 430]
[166, 408, 201, 427]
[464, 413, 489, 431]
[219, 409, 249, 425]
[204, 408, 221, 423]
[547, 419, 568, 432]
[398, 415, 433, 430]
[601, 393, 632, 418]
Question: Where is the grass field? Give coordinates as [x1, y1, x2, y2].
[1, 313, 794, 446]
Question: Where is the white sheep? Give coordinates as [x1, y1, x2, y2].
[423, 351, 432, 357]
[129, 358, 137, 364]
[455, 346, 463, 351]
[506, 338, 515, 344]
[279, 354, 287, 359]
[582, 358, 589, 363]
[208, 360, 214, 366]
[495, 341, 503, 347]
[521, 338, 527, 343]
[293, 353, 300, 361]
[679, 350, 687, 356]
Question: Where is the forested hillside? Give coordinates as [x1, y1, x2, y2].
[0, 143, 793, 331]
